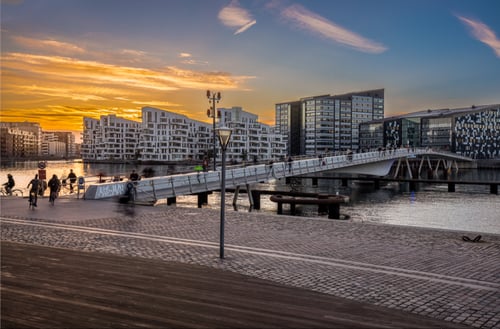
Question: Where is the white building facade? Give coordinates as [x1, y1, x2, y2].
[81, 106, 284, 163]
[82, 115, 142, 161]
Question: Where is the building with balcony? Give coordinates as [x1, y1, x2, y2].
[0, 122, 42, 159]
[218, 107, 286, 162]
[139, 107, 211, 162]
[82, 115, 142, 161]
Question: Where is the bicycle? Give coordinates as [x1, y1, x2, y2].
[0, 187, 24, 197]
[49, 188, 59, 206]
[28, 190, 37, 210]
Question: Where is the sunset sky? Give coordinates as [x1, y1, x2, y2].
[1, 0, 499, 134]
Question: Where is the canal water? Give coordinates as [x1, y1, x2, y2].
[1, 160, 499, 234]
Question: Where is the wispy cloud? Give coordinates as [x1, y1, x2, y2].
[218, 0, 256, 35]
[178, 52, 208, 65]
[11, 36, 85, 55]
[456, 15, 500, 58]
[281, 4, 387, 54]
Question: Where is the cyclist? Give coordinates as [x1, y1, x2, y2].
[2, 174, 15, 195]
[67, 169, 77, 193]
[27, 174, 40, 207]
[48, 174, 61, 205]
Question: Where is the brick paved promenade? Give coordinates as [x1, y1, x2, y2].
[1, 196, 499, 328]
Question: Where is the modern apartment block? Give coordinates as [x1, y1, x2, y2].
[82, 115, 142, 161]
[359, 104, 500, 159]
[81, 106, 284, 163]
[218, 107, 286, 162]
[140, 107, 211, 162]
[275, 89, 384, 156]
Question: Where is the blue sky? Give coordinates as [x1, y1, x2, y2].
[1, 0, 499, 132]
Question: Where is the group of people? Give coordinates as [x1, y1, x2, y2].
[2, 169, 78, 208]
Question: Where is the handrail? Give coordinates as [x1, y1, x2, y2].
[84, 148, 476, 200]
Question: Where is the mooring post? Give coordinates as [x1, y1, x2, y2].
[491, 184, 498, 195]
[312, 177, 318, 186]
[317, 194, 328, 214]
[251, 190, 261, 210]
[448, 183, 455, 193]
[167, 196, 176, 205]
[328, 203, 340, 219]
[341, 178, 348, 187]
[197, 192, 208, 208]
[277, 201, 283, 214]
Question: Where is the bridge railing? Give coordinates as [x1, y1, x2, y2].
[84, 148, 471, 200]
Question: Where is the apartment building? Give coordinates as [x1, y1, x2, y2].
[218, 107, 286, 162]
[82, 115, 142, 161]
[82, 106, 285, 163]
[0, 122, 42, 159]
[275, 89, 384, 156]
[140, 107, 211, 162]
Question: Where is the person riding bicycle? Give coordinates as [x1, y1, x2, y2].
[67, 169, 77, 193]
[27, 174, 40, 207]
[2, 174, 15, 195]
[48, 174, 61, 203]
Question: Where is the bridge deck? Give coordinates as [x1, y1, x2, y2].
[83, 149, 474, 200]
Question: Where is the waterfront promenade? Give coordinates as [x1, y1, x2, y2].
[1, 196, 499, 328]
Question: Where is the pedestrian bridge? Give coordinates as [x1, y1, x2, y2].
[84, 149, 472, 201]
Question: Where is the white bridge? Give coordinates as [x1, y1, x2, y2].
[84, 148, 473, 201]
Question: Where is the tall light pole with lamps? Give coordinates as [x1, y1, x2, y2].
[216, 126, 232, 259]
[206, 90, 221, 171]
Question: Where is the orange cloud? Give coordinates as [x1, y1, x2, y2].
[1, 50, 255, 132]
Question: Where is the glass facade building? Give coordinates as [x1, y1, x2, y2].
[359, 104, 500, 159]
[276, 89, 384, 156]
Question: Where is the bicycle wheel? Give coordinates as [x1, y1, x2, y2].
[11, 189, 23, 197]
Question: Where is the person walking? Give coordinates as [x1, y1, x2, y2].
[48, 174, 61, 205]
[27, 174, 40, 207]
[67, 169, 77, 193]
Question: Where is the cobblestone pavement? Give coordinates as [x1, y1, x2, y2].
[1, 197, 499, 328]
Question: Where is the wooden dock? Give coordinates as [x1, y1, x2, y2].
[1, 241, 469, 328]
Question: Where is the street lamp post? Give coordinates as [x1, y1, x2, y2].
[216, 126, 232, 259]
[207, 90, 221, 171]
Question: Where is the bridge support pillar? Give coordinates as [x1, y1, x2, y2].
[448, 183, 455, 193]
[312, 177, 318, 186]
[341, 178, 348, 187]
[167, 197, 176, 205]
[373, 180, 380, 190]
[491, 184, 498, 195]
[409, 181, 417, 191]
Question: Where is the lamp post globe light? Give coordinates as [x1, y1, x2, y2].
[215, 126, 232, 259]
[206, 90, 221, 171]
